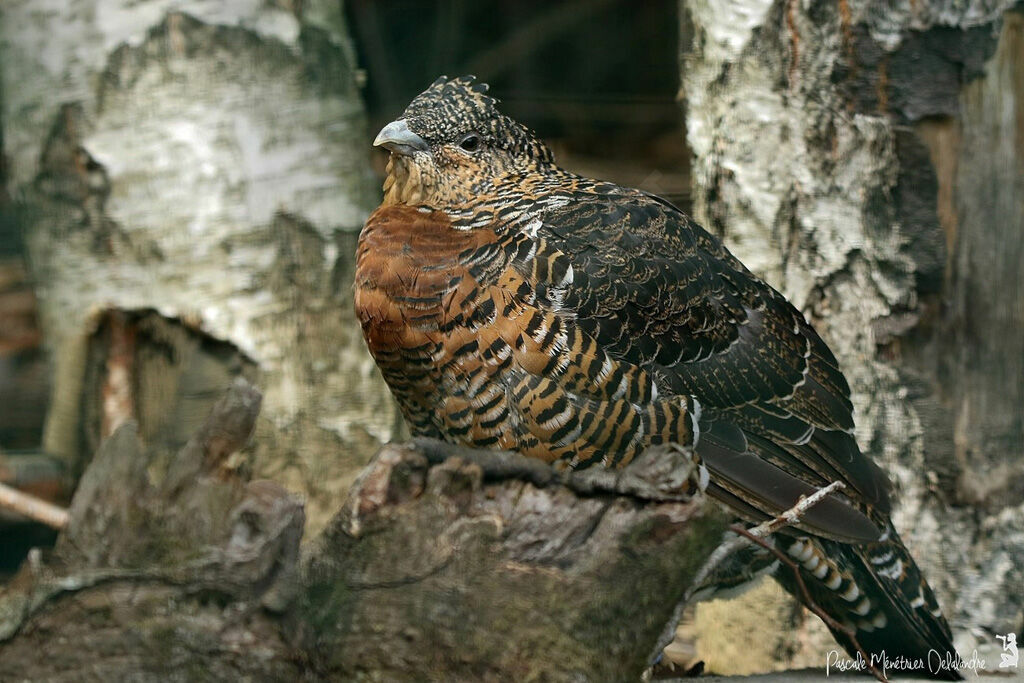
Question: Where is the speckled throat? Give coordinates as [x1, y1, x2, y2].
[381, 155, 436, 207]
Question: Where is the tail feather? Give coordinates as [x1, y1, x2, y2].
[775, 522, 962, 680]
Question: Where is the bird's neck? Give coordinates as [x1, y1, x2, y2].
[381, 159, 607, 229]
[382, 156, 436, 207]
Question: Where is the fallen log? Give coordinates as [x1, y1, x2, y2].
[0, 379, 728, 681]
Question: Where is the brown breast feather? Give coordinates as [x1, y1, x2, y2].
[355, 204, 697, 469]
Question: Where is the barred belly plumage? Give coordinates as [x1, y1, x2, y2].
[355, 204, 696, 470]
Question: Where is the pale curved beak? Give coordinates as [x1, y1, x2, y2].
[373, 120, 428, 156]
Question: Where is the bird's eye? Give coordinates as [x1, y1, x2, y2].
[459, 134, 481, 152]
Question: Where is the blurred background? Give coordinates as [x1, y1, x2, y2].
[1, 0, 1021, 676]
[349, 0, 690, 209]
[0, 0, 689, 578]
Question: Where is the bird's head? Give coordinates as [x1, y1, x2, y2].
[374, 75, 555, 209]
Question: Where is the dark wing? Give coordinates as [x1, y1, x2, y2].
[537, 188, 891, 540]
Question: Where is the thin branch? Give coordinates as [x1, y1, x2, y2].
[0, 481, 69, 529]
[730, 526, 887, 683]
[655, 481, 888, 683]
[686, 480, 847, 599]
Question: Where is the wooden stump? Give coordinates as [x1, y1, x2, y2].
[0, 379, 728, 682]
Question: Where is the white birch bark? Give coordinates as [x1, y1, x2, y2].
[682, 0, 1024, 671]
[0, 0, 397, 533]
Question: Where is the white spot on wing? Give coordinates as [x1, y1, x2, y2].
[559, 263, 574, 286]
[876, 558, 904, 580]
[869, 550, 895, 566]
[697, 463, 710, 492]
[689, 397, 702, 447]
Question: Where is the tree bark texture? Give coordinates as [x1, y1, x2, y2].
[0, 0, 396, 535]
[0, 380, 727, 682]
[681, 0, 1024, 669]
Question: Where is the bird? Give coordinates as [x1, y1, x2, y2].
[354, 75, 961, 679]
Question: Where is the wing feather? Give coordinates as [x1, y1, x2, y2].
[537, 190, 892, 533]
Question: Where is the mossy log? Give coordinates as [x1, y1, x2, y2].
[0, 379, 728, 681]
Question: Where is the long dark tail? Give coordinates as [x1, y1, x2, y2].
[774, 522, 962, 680]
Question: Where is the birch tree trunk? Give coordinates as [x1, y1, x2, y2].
[0, 0, 397, 533]
[682, 0, 1024, 671]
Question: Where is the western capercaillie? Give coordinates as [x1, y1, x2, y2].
[355, 76, 961, 679]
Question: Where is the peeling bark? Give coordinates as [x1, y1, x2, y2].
[682, 0, 1024, 670]
[0, 380, 727, 682]
[0, 0, 395, 534]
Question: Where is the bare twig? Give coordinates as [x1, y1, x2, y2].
[686, 480, 847, 601]
[0, 481, 69, 529]
[730, 526, 888, 683]
[653, 480, 888, 683]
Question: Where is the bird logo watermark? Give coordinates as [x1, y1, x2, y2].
[997, 633, 1018, 669]
[825, 634, 1019, 677]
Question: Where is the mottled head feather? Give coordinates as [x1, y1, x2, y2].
[401, 75, 553, 163]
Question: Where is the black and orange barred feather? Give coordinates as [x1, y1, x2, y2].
[355, 76, 961, 679]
